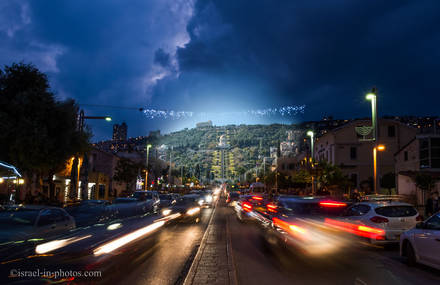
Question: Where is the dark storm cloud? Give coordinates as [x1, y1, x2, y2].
[1, 0, 439, 140]
[152, 0, 440, 119]
[154, 49, 171, 68]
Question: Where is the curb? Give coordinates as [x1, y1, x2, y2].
[183, 202, 217, 285]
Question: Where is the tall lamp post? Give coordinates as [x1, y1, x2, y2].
[307, 130, 315, 195]
[145, 144, 152, 190]
[366, 88, 380, 194]
[74, 110, 112, 201]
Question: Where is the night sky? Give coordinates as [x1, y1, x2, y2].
[1, 0, 439, 141]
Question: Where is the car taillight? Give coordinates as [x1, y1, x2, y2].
[252, 196, 263, 201]
[416, 215, 423, 221]
[319, 201, 347, 207]
[266, 203, 278, 213]
[370, 216, 389, 223]
[242, 202, 252, 212]
[273, 217, 307, 235]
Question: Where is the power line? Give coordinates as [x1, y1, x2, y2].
[79, 104, 144, 111]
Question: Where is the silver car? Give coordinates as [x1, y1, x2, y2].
[0, 205, 76, 243]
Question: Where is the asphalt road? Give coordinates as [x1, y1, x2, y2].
[2, 201, 440, 285]
[120, 207, 213, 285]
[225, 205, 440, 285]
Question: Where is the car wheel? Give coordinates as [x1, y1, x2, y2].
[405, 242, 417, 266]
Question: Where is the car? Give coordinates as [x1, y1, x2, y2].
[400, 212, 440, 270]
[110, 196, 157, 218]
[0, 205, 75, 243]
[163, 195, 202, 223]
[235, 194, 268, 223]
[65, 201, 116, 227]
[226, 192, 240, 206]
[256, 196, 351, 256]
[335, 201, 421, 244]
[158, 194, 176, 208]
[199, 190, 214, 208]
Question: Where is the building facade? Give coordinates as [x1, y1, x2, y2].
[112, 122, 127, 141]
[314, 119, 416, 192]
[395, 134, 440, 206]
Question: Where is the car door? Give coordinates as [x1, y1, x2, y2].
[36, 209, 59, 237]
[342, 205, 370, 222]
[414, 213, 440, 266]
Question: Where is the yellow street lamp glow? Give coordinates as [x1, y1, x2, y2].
[377, 145, 386, 151]
[0, 178, 3, 183]
[366, 93, 376, 100]
[105, 117, 112, 121]
[18, 179, 25, 184]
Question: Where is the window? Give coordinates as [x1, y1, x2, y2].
[98, 185, 106, 199]
[350, 173, 358, 187]
[404, 151, 408, 161]
[426, 213, 440, 230]
[375, 206, 417, 217]
[388, 125, 396, 137]
[350, 147, 357, 160]
[342, 205, 370, 216]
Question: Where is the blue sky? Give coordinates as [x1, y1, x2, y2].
[1, 0, 439, 141]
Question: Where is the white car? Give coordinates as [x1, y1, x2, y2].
[338, 201, 420, 244]
[400, 212, 440, 270]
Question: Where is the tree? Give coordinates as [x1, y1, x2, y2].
[316, 161, 352, 194]
[415, 173, 437, 193]
[113, 158, 142, 192]
[0, 63, 90, 197]
[381, 172, 396, 194]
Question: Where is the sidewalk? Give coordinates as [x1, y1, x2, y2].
[184, 204, 237, 285]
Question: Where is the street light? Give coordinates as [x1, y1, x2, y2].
[307, 130, 315, 195]
[366, 88, 380, 194]
[306, 131, 315, 162]
[145, 144, 152, 190]
[74, 110, 113, 201]
[365, 88, 378, 141]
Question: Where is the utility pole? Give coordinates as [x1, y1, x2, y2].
[169, 146, 173, 186]
[145, 144, 152, 190]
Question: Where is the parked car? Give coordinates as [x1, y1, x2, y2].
[400, 212, 440, 270]
[0, 205, 75, 243]
[335, 201, 421, 244]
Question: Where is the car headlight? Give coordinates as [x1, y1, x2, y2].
[205, 195, 213, 203]
[198, 200, 204, 206]
[162, 209, 172, 216]
[186, 207, 200, 215]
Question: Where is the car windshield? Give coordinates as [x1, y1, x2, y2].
[374, 206, 417, 217]
[160, 194, 172, 200]
[175, 197, 198, 206]
[132, 192, 153, 200]
[281, 200, 347, 216]
[114, 198, 137, 204]
[66, 205, 103, 215]
[0, 209, 39, 227]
